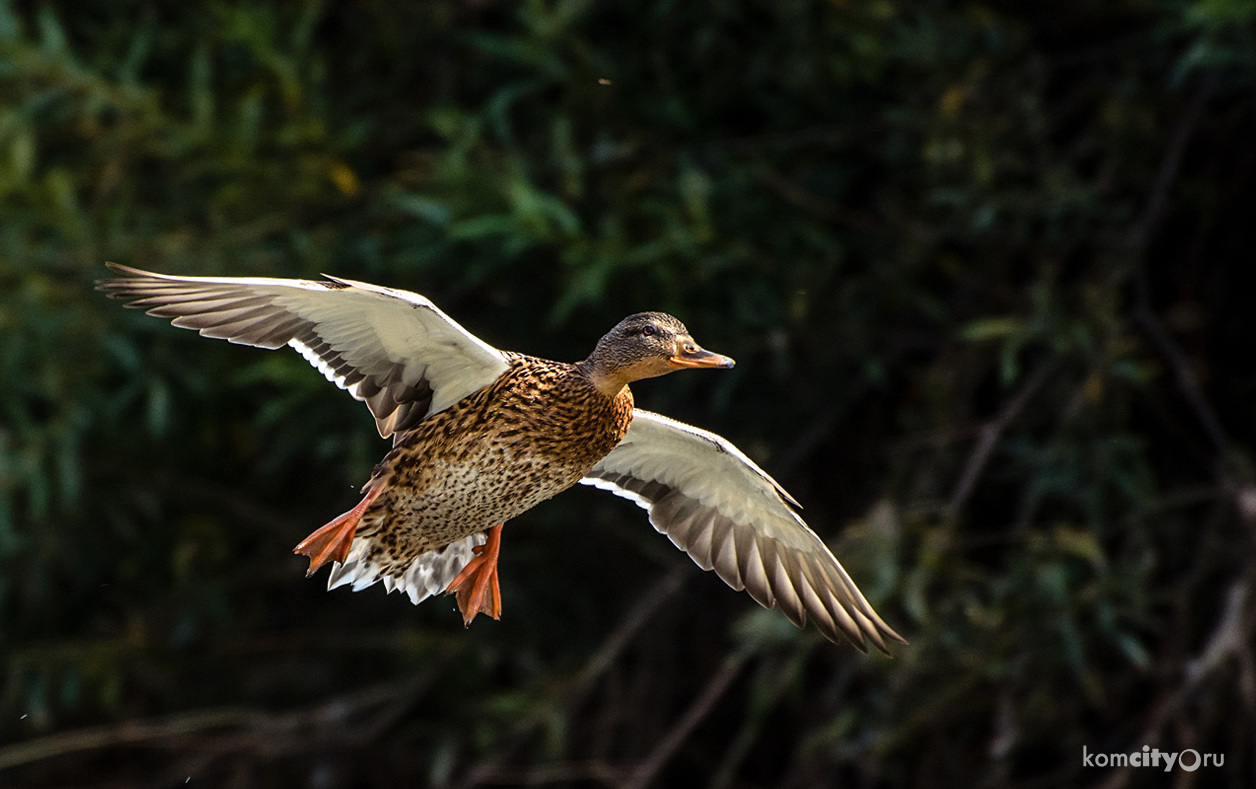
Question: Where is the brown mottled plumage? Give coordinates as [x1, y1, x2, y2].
[99, 265, 906, 653]
[355, 355, 635, 572]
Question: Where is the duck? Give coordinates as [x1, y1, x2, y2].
[100, 263, 905, 653]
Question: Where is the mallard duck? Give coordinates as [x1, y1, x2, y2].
[100, 263, 905, 653]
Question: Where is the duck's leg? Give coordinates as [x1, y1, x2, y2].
[444, 523, 504, 625]
[293, 487, 382, 576]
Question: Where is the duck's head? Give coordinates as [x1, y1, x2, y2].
[581, 312, 735, 395]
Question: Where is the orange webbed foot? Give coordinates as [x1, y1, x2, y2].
[445, 524, 504, 625]
[294, 487, 382, 576]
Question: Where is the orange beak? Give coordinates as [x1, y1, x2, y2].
[668, 340, 735, 369]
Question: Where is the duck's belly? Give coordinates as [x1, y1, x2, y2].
[370, 445, 589, 555]
[350, 359, 634, 574]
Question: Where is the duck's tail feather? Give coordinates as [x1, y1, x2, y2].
[325, 532, 486, 605]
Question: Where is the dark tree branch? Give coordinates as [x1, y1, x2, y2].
[621, 653, 748, 789]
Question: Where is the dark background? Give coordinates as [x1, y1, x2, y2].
[3, 1, 1255, 787]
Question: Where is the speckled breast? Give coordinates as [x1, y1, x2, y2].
[354, 357, 635, 565]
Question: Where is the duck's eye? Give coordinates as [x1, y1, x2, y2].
[641, 325, 656, 337]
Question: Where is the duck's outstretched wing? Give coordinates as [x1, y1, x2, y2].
[581, 410, 905, 653]
[99, 263, 510, 437]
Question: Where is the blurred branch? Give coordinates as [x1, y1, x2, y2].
[1123, 484, 1227, 528]
[0, 709, 259, 772]
[621, 652, 749, 789]
[778, 345, 912, 478]
[709, 654, 803, 789]
[0, 674, 438, 772]
[1133, 280, 1232, 461]
[1126, 72, 1220, 251]
[471, 760, 624, 786]
[571, 568, 687, 693]
[1013, 372, 1093, 532]
[456, 568, 686, 789]
[1092, 571, 1256, 789]
[946, 362, 1054, 520]
[1128, 72, 1232, 464]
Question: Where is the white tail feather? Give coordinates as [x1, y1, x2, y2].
[326, 532, 486, 604]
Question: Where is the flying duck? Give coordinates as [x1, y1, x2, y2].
[100, 263, 904, 653]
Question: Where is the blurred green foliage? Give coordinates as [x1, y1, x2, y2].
[3, 0, 1256, 786]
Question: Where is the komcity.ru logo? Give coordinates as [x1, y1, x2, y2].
[1082, 745, 1224, 772]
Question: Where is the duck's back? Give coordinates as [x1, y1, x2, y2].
[353, 356, 634, 570]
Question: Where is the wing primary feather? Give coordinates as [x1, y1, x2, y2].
[815, 551, 902, 642]
[686, 512, 719, 572]
[709, 517, 744, 591]
[737, 529, 773, 608]
[792, 561, 850, 648]
[770, 552, 808, 629]
[745, 537, 777, 609]
[799, 559, 871, 651]
[245, 316, 307, 349]
[828, 568, 907, 648]
[662, 506, 697, 549]
[101, 264, 509, 437]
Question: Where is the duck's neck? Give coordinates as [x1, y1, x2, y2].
[576, 358, 631, 398]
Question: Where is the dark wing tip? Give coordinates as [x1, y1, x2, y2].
[852, 614, 908, 656]
[778, 488, 803, 510]
[318, 274, 353, 290]
[97, 262, 145, 296]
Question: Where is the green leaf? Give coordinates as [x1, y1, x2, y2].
[960, 316, 1023, 341]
